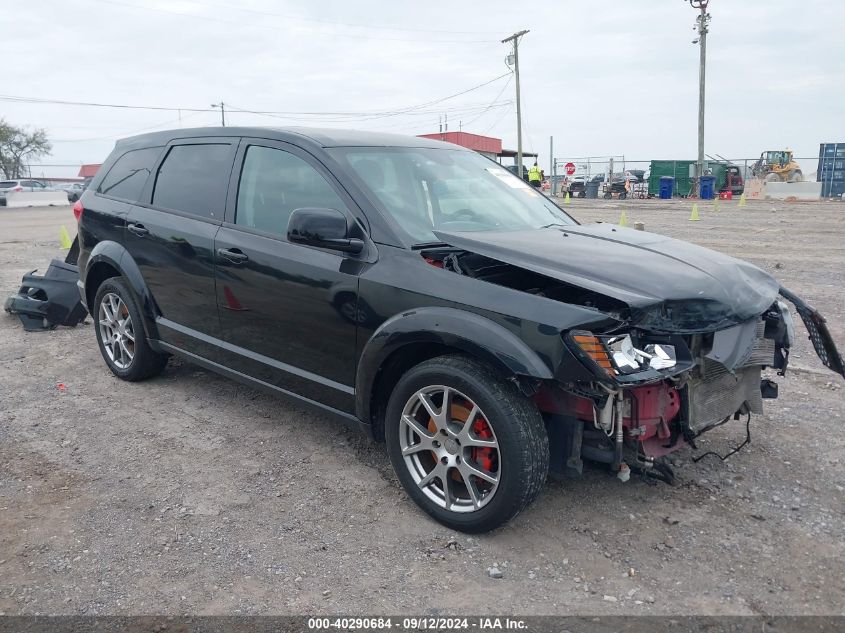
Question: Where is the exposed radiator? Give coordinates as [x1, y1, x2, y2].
[687, 319, 771, 433]
[687, 366, 763, 433]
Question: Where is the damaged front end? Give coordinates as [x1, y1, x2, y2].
[423, 227, 844, 483]
[535, 305, 796, 483]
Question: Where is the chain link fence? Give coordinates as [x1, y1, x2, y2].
[548, 157, 822, 198]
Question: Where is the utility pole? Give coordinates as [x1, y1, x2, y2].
[211, 101, 226, 127]
[549, 135, 554, 193]
[503, 29, 529, 179]
[689, 1, 710, 193]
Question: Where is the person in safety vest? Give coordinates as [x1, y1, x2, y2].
[528, 162, 542, 188]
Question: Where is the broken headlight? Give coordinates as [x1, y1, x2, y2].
[606, 334, 677, 373]
[567, 331, 677, 378]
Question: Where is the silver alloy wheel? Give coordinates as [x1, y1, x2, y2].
[399, 385, 500, 513]
[98, 292, 135, 370]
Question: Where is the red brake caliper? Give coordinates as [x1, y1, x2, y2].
[472, 418, 495, 473]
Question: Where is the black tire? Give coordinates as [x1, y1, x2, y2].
[93, 276, 167, 381]
[384, 355, 549, 533]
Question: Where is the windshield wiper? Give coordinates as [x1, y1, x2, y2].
[539, 222, 568, 229]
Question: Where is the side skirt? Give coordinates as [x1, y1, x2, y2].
[156, 340, 365, 430]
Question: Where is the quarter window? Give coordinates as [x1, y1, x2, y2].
[235, 145, 348, 237]
[98, 147, 162, 202]
[152, 144, 232, 219]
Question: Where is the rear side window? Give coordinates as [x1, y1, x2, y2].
[152, 144, 232, 219]
[0, 181, 18, 187]
[98, 147, 162, 202]
[235, 145, 348, 237]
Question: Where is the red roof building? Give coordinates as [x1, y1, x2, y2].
[418, 132, 502, 159]
[78, 164, 102, 178]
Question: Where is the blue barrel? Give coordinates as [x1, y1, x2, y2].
[585, 181, 600, 199]
[700, 175, 716, 200]
[659, 176, 674, 199]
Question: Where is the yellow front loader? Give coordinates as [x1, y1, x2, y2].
[751, 150, 803, 182]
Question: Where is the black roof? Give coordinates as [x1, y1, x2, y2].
[116, 126, 462, 151]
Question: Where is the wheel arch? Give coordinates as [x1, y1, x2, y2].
[355, 307, 554, 441]
[84, 241, 160, 339]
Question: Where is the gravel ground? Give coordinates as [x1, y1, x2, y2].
[0, 199, 843, 616]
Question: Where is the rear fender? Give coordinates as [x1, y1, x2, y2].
[355, 307, 554, 424]
[85, 240, 160, 339]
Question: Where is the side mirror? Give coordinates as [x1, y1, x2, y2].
[287, 207, 364, 254]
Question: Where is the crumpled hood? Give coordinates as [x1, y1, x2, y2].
[433, 224, 780, 333]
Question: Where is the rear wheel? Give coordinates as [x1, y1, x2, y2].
[385, 356, 549, 533]
[93, 277, 167, 381]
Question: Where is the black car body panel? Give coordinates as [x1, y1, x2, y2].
[5, 259, 87, 331]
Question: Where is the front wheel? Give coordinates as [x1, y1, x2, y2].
[385, 356, 549, 533]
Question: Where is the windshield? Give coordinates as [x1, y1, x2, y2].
[329, 147, 576, 244]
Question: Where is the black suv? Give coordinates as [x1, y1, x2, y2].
[75, 127, 843, 532]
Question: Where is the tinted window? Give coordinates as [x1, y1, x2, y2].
[0, 181, 18, 188]
[235, 145, 347, 236]
[153, 144, 232, 219]
[98, 147, 162, 201]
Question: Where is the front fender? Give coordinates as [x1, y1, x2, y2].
[85, 240, 160, 339]
[354, 306, 554, 423]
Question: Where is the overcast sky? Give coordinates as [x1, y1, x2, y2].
[5, 0, 843, 176]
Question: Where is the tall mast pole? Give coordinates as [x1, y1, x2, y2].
[502, 30, 529, 178]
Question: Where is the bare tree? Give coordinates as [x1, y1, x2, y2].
[0, 119, 52, 179]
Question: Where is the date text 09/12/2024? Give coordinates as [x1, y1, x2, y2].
[307, 616, 528, 630]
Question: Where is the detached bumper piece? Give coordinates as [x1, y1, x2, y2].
[4, 259, 88, 331]
[780, 287, 845, 378]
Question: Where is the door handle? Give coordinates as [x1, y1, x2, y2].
[127, 223, 149, 236]
[217, 248, 249, 264]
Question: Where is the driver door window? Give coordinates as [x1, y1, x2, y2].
[236, 145, 348, 238]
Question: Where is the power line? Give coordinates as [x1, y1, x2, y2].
[0, 74, 511, 121]
[226, 72, 512, 122]
[460, 75, 513, 128]
[0, 94, 211, 113]
[51, 111, 212, 143]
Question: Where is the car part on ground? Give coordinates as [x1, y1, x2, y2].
[4, 258, 88, 331]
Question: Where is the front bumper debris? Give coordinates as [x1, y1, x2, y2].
[4, 259, 88, 331]
[779, 287, 845, 378]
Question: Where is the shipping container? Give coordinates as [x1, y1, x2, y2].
[648, 160, 727, 197]
[817, 142, 845, 198]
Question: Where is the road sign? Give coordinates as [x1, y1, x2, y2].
[565, 162, 576, 175]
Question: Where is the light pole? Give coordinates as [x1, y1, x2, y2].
[689, 1, 710, 193]
[211, 101, 226, 127]
[502, 30, 528, 178]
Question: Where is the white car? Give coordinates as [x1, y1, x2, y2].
[0, 179, 57, 205]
